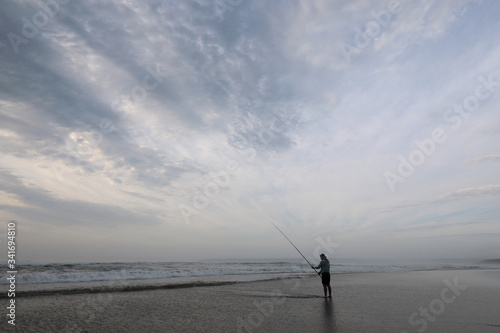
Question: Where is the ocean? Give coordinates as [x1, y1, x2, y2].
[1, 258, 498, 298]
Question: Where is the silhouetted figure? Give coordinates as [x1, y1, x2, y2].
[312, 253, 332, 298]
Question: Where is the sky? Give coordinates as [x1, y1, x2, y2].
[0, 0, 499, 263]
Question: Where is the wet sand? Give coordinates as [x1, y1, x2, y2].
[3, 269, 500, 332]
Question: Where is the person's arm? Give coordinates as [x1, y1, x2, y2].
[311, 261, 323, 270]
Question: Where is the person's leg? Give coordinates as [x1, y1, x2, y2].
[323, 273, 332, 297]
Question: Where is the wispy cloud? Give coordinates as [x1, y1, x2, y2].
[437, 185, 500, 202]
[466, 153, 500, 164]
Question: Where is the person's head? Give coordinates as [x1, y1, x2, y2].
[320, 253, 326, 260]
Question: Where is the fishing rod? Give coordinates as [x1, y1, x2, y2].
[270, 221, 320, 276]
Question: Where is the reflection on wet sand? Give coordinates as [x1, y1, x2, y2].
[322, 298, 337, 331]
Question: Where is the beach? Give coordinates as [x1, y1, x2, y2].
[3, 269, 499, 332]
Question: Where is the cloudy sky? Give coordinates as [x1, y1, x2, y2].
[1, 0, 499, 262]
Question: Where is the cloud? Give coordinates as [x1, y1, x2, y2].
[437, 185, 500, 202]
[393, 215, 498, 232]
[466, 153, 500, 164]
[383, 184, 500, 212]
[0, 169, 162, 227]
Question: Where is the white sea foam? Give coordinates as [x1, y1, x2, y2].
[0, 260, 497, 286]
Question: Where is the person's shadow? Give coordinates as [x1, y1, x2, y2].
[322, 298, 337, 332]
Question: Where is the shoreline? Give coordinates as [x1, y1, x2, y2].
[3, 264, 499, 296]
[2, 266, 499, 298]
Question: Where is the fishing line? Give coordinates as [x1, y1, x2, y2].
[270, 221, 320, 276]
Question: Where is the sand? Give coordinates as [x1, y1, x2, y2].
[2, 269, 499, 332]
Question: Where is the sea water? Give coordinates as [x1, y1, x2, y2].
[0, 258, 497, 297]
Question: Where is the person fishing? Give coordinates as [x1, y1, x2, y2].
[270, 222, 332, 297]
[312, 253, 332, 298]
